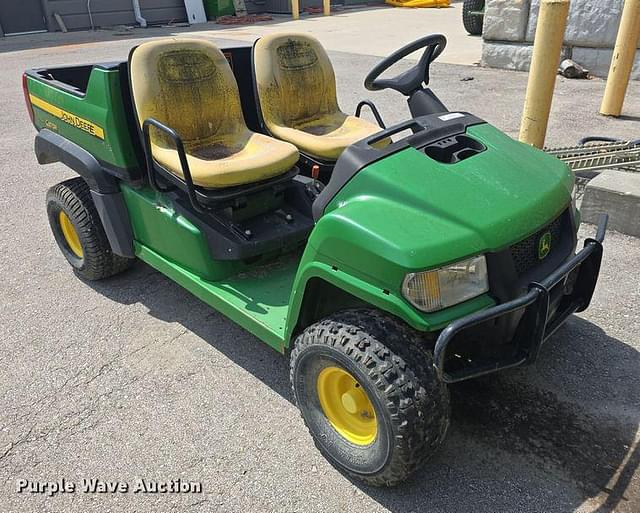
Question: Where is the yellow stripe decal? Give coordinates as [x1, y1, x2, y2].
[29, 94, 105, 140]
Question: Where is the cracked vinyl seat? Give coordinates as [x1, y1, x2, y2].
[129, 38, 299, 189]
[253, 33, 384, 161]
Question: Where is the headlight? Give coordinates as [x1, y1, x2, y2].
[402, 255, 489, 312]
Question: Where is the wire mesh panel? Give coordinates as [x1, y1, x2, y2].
[546, 140, 640, 174]
[546, 139, 640, 200]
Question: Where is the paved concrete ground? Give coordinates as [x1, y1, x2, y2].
[186, 3, 483, 66]
[1, 21, 639, 513]
[0, 3, 482, 66]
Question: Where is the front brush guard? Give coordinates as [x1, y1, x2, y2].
[433, 214, 608, 383]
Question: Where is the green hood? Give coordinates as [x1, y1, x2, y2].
[309, 123, 574, 292]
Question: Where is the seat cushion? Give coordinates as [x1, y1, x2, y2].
[152, 131, 299, 189]
[129, 38, 299, 189]
[268, 112, 383, 161]
[254, 33, 383, 161]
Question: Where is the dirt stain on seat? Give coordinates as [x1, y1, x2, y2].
[157, 49, 217, 82]
[190, 143, 238, 160]
[151, 47, 240, 149]
[276, 39, 319, 70]
[299, 125, 333, 136]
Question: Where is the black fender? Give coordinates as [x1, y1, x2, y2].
[35, 129, 135, 258]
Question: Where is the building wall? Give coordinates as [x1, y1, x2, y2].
[481, 0, 640, 79]
[249, 0, 374, 14]
[40, 0, 384, 31]
[43, 0, 187, 31]
[40, 0, 383, 31]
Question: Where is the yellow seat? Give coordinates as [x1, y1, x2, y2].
[254, 33, 384, 161]
[129, 38, 299, 189]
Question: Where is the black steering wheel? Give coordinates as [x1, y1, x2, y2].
[364, 34, 447, 96]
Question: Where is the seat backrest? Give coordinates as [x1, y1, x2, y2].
[129, 38, 247, 149]
[253, 33, 341, 132]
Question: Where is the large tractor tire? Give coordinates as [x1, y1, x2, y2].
[462, 0, 485, 36]
[46, 178, 134, 281]
[290, 309, 449, 486]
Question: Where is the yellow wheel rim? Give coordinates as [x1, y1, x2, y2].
[317, 366, 377, 446]
[59, 211, 83, 258]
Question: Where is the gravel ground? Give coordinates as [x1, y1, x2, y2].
[0, 29, 638, 513]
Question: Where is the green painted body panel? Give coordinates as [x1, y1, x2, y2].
[322, 123, 572, 273]
[121, 185, 244, 281]
[135, 242, 296, 351]
[125, 185, 296, 351]
[283, 256, 495, 343]
[27, 70, 139, 170]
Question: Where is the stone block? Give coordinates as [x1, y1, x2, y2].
[581, 170, 640, 238]
[482, 41, 569, 71]
[483, 0, 531, 42]
[526, 0, 631, 49]
[571, 46, 640, 79]
[565, 0, 624, 48]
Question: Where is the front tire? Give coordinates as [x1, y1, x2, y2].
[290, 309, 449, 486]
[46, 178, 134, 281]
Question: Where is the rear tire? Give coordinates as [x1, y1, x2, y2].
[46, 178, 134, 281]
[290, 309, 450, 486]
[462, 0, 484, 36]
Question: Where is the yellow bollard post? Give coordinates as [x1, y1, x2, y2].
[600, 0, 640, 117]
[291, 0, 299, 20]
[323, 0, 330, 16]
[519, 0, 571, 148]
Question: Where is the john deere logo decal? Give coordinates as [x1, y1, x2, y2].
[538, 231, 552, 260]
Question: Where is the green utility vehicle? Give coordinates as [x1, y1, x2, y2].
[24, 33, 607, 486]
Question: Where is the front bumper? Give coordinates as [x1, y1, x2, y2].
[433, 214, 608, 383]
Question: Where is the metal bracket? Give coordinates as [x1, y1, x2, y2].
[142, 117, 208, 214]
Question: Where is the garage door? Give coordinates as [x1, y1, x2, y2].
[0, 0, 47, 35]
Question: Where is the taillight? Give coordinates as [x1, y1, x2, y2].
[22, 73, 35, 125]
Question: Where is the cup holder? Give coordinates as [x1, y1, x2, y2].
[423, 134, 486, 164]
